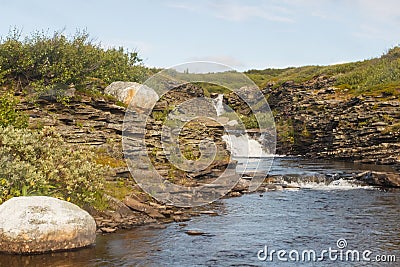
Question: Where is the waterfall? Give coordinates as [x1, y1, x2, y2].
[213, 94, 225, 116]
[212, 93, 272, 158]
[222, 134, 271, 158]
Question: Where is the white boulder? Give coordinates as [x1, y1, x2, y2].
[104, 81, 159, 109]
[0, 196, 96, 254]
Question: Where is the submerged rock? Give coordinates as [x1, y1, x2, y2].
[185, 230, 205, 236]
[265, 184, 284, 191]
[0, 196, 96, 254]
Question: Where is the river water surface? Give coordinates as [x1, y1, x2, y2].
[1, 158, 399, 266]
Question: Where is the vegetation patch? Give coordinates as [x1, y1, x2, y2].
[0, 126, 109, 208]
[0, 90, 28, 128]
[0, 29, 154, 100]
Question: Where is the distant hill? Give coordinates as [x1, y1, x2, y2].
[246, 46, 400, 98]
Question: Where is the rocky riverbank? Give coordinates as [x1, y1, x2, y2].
[13, 77, 399, 233]
[16, 82, 234, 233]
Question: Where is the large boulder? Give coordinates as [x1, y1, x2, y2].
[104, 81, 158, 109]
[0, 196, 96, 254]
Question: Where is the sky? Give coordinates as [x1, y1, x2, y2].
[1, 0, 400, 71]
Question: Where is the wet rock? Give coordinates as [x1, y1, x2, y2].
[146, 223, 167, 229]
[228, 191, 242, 197]
[100, 227, 117, 233]
[355, 171, 400, 187]
[159, 209, 174, 216]
[265, 184, 284, 191]
[232, 178, 250, 192]
[173, 215, 190, 222]
[103, 195, 134, 217]
[282, 184, 301, 189]
[0, 196, 96, 254]
[185, 230, 205, 236]
[199, 211, 218, 216]
[123, 196, 165, 219]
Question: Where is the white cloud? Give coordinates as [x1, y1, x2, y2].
[167, 0, 294, 22]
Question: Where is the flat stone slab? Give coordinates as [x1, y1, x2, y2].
[185, 230, 206, 236]
[0, 196, 96, 254]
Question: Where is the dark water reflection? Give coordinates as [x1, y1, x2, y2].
[1, 189, 398, 267]
[0, 226, 167, 267]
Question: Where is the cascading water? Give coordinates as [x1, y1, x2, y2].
[222, 134, 270, 158]
[211, 93, 270, 158]
[213, 94, 225, 116]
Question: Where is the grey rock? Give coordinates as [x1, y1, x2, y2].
[0, 196, 96, 254]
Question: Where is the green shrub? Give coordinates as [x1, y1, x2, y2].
[0, 126, 108, 206]
[240, 113, 259, 129]
[277, 119, 295, 144]
[0, 29, 150, 95]
[0, 91, 28, 128]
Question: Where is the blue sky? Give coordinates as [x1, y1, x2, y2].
[1, 0, 400, 71]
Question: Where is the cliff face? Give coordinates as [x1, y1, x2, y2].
[20, 76, 400, 173]
[19, 83, 230, 183]
[263, 76, 400, 170]
[143, 83, 230, 184]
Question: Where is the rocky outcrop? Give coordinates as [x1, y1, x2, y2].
[143, 83, 231, 182]
[0, 196, 96, 254]
[225, 76, 400, 170]
[23, 95, 126, 145]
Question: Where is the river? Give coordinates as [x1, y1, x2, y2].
[1, 158, 399, 266]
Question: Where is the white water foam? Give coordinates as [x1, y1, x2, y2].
[213, 94, 225, 116]
[285, 178, 375, 191]
[222, 134, 273, 158]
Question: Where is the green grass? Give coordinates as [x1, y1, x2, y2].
[103, 179, 133, 201]
[245, 46, 400, 97]
[195, 82, 231, 97]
